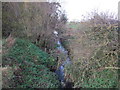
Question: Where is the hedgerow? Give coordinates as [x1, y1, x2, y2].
[63, 12, 118, 88]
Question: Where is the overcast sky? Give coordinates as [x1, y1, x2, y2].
[60, 0, 120, 21]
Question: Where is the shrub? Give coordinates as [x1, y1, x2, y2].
[63, 11, 118, 88]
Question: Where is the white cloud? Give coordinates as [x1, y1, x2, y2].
[61, 0, 120, 21]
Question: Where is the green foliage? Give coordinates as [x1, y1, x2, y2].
[6, 39, 56, 68]
[81, 69, 118, 88]
[18, 64, 60, 88]
[3, 39, 60, 88]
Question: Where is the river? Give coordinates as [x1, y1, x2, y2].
[54, 31, 72, 88]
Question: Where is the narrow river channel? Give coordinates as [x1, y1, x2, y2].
[54, 31, 72, 88]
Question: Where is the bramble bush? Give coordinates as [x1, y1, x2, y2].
[64, 11, 118, 88]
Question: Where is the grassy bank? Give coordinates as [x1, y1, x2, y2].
[2, 38, 60, 88]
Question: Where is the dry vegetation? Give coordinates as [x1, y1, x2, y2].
[62, 12, 119, 88]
